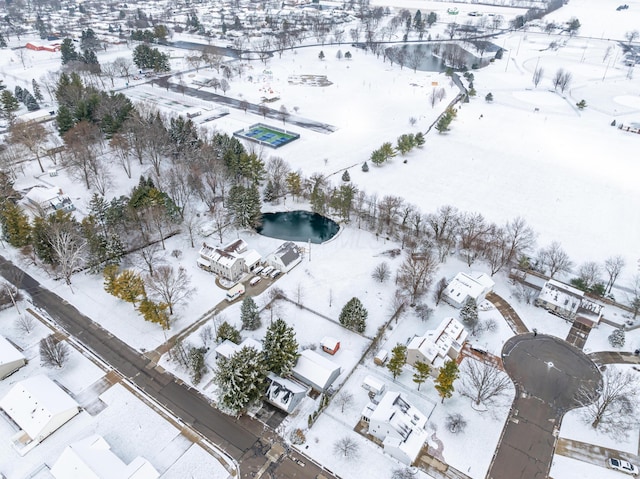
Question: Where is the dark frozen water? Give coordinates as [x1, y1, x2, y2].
[258, 211, 339, 244]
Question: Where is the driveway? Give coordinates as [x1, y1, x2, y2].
[486, 334, 602, 479]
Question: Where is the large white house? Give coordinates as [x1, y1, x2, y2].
[291, 349, 341, 392]
[406, 317, 468, 374]
[0, 375, 80, 453]
[361, 391, 435, 465]
[266, 241, 302, 273]
[197, 239, 261, 282]
[535, 279, 603, 321]
[443, 271, 494, 308]
[0, 334, 26, 380]
[51, 434, 159, 479]
[23, 186, 75, 214]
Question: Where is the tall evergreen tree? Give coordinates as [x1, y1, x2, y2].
[240, 296, 261, 330]
[263, 318, 299, 376]
[460, 297, 479, 330]
[227, 183, 262, 229]
[214, 346, 268, 416]
[216, 321, 241, 343]
[339, 297, 368, 333]
[435, 359, 460, 403]
[0, 90, 20, 123]
[0, 202, 31, 247]
[32, 79, 44, 103]
[60, 38, 78, 65]
[137, 298, 170, 328]
[387, 343, 407, 379]
[413, 360, 431, 390]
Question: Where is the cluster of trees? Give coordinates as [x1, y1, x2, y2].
[435, 107, 458, 133]
[213, 318, 299, 415]
[132, 44, 170, 72]
[13, 86, 39, 112]
[130, 25, 169, 43]
[60, 31, 101, 74]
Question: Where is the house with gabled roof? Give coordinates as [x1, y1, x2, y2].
[407, 317, 467, 374]
[0, 375, 80, 453]
[197, 238, 262, 282]
[291, 349, 341, 392]
[443, 271, 494, 309]
[266, 241, 302, 273]
[51, 434, 159, 479]
[264, 373, 308, 413]
[214, 338, 263, 360]
[535, 278, 603, 321]
[361, 391, 434, 465]
[0, 334, 26, 380]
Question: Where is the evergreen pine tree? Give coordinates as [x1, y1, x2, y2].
[387, 343, 407, 379]
[25, 92, 39, 111]
[228, 183, 262, 229]
[0, 202, 32, 247]
[263, 180, 276, 202]
[32, 79, 44, 103]
[137, 298, 170, 328]
[56, 105, 75, 136]
[339, 297, 368, 333]
[361, 161, 369, 172]
[460, 297, 479, 330]
[214, 346, 268, 416]
[413, 360, 431, 390]
[113, 270, 146, 305]
[240, 296, 261, 330]
[341, 170, 351, 182]
[188, 346, 207, 384]
[263, 318, 299, 376]
[414, 131, 425, 147]
[216, 321, 241, 343]
[14, 86, 24, 103]
[60, 38, 78, 65]
[435, 359, 460, 403]
[0, 32, 6, 48]
[485, 92, 494, 102]
[318, 50, 325, 60]
[608, 327, 625, 348]
[0, 90, 20, 123]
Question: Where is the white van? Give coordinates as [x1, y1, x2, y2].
[262, 266, 274, 276]
[270, 270, 281, 279]
[253, 266, 264, 275]
[249, 276, 261, 286]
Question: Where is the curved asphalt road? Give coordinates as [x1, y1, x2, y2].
[487, 334, 602, 479]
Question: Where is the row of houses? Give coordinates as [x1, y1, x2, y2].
[0, 335, 159, 476]
[197, 238, 302, 282]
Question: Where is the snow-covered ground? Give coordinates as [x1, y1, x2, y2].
[1, 0, 640, 477]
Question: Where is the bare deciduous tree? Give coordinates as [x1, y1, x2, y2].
[48, 219, 87, 285]
[40, 335, 70, 368]
[446, 413, 467, 434]
[512, 283, 537, 305]
[532, 66, 544, 88]
[627, 274, 640, 319]
[372, 262, 390, 283]
[396, 248, 438, 303]
[433, 277, 448, 306]
[576, 367, 639, 436]
[145, 265, 193, 315]
[603, 255, 625, 295]
[537, 241, 573, 278]
[333, 436, 359, 458]
[460, 360, 513, 406]
[335, 391, 354, 413]
[15, 314, 35, 334]
[577, 261, 602, 290]
[8, 120, 50, 173]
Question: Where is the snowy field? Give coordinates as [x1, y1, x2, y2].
[1, 0, 640, 477]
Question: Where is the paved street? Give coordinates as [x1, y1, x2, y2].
[487, 334, 602, 479]
[0, 255, 334, 479]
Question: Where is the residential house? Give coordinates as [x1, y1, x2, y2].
[0, 375, 80, 453]
[535, 279, 603, 321]
[23, 186, 75, 214]
[50, 434, 159, 479]
[197, 239, 262, 282]
[0, 334, 26, 380]
[361, 391, 435, 465]
[266, 241, 302, 273]
[406, 317, 468, 374]
[320, 336, 340, 355]
[25, 42, 61, 52]
[291, 349, 341, 392]
[214, 338, 263, 360]
[443, 271, 494, 308]
[264, 373, 308, 414]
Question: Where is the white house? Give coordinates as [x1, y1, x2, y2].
[0, 375, 80, 452]
[361, 391, 434, 465]
[291, 349, 341, 392]
[0, 334, 26, 380]
[197, 239, 262, 282]
[443, 271, 494, 308]
[266, 242, 302, 273]
[535, 279, 603, 321]
[407, 317, 468, 374]
[51, 434, 159, 479]
[23, 186, 75, 214]
[264, 373, 308, 413]
[214, 338, 263, 360]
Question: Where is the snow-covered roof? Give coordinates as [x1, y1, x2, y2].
[242, 249, 262, 268]
[292, 349, 340, 390]
[51, 434, 159, 479]
[537, 279, 583, 313]
[0, 375, 79, 441]
[214, 338, 262, 359]
[272, 242, 301, 267]
[445, 271, 495, 304]
[265, 373, 307, 411]
[0, 334, 25, 369]
[363, 391, 432, 464]
[320, 336, 339, 350]
[408, 317, 467, 367]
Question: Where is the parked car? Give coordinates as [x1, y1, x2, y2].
[249, 276, 261, 286]
[607, 458, 639, 475]
[262, 266, 274, 276]
[270, 270, 281, 279]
